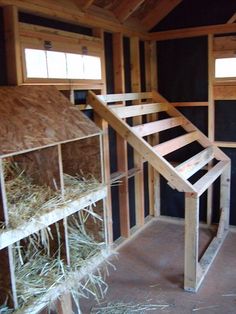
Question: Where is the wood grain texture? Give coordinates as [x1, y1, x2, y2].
[0, 86, 100, 157]
[13, 146, 61, 190]
[61, 135, 102, 181]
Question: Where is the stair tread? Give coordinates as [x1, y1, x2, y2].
[176, 146, 214, 179]
[132, 117, 185, 137]
[111, 103, 168, 118]
[194, 160, 229, 196]
[154, 131, 199, 157]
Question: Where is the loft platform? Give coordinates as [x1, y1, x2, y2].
[88, 90, 231, 292]
[0, 85, 107, 311]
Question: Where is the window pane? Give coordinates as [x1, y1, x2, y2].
[66, 53, 84, 79]
[25, 48, 47, 78]
[83, 56, 101, 79]
[215, 58, 236, 78]
[47, 51, 67, 78]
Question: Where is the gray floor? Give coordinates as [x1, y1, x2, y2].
[81, 220, 236, 313]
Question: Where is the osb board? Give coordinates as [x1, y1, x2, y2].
[0, 86, 101, 157]
[13, 146, 61, 191]
[61, 135, 102, 181]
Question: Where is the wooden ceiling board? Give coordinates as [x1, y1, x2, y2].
[0, 86, 101, 157]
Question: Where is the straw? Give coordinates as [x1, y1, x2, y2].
[0, 160, 102, 230]
[90, 301, 171, 313]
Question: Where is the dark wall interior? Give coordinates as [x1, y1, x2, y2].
[152, 0, 236, 31]
[157, 36, 236, 226]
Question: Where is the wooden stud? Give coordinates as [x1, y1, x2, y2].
[113, 32, 130, 238]
[184, 193, 199, 292]
[130, 36, 145, 227]
[207, 34, 214, 226]
[220, 164, 231, 231]
[3, 5, 22, 85]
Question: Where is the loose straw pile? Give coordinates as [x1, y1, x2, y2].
[0, 161, 101, 229]
[11, 207, 108, 312]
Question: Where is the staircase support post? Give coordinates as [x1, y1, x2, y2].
[184, 192, 199, 292]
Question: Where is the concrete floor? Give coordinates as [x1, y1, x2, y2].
[81, 220, 236, 313]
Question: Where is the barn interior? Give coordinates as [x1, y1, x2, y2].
[0, 0, 236, 313]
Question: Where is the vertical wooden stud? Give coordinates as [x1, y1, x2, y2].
[113, 33, 130, 238]
[145, 40, 161, 217]
[93, 28, 113, 244]
[207, 34, 214, 226]
[184, 193, 199, 292]
[220, 164, 231, 231]
[3, 6, 23, 85]
[130, 36, 145, 227]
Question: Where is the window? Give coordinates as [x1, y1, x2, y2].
[24, 48, 102, 80]
[215, 57, 236, 78]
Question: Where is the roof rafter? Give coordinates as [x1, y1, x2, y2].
[115, 0, 146, 23]
[72, 0, 94, 11]
[142, 0, 182, 31]
[227, 12, 236, 23]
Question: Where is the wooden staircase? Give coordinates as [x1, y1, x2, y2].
[88, 90, 231, 292]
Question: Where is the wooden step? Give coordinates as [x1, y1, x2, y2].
[194, 161, 229, 196]
[175, 146, 214, 179]
[132, 117, 185, 137]
[154, 131, 199, 157]
[111, 103, 168, 118]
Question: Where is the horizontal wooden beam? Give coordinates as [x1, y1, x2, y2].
[171, 102, 208, 107]
[175, 146, 214, 179]
[150, 23, 236, 41]
[142, 0, 182, 31]
[214, 141, 236, 148]
[132, 116, 185, 137]
[115, 0, 145, 22]
[0, 0, 149, 39]
[98, 92, 152, 102]
[214, 84, 236, 100]
[154, 131, 199, 157]
[0, 186, 106, 250]
[193, 161, 229, 196]
[112, 103, 168, 118]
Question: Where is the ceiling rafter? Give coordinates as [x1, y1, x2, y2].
[142, 0, 182, 31]
[227, 12, 236, 23]
[115, 0, 146, 23]
[72, 0, 94, 11]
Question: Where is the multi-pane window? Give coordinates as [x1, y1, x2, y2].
[25, 48, 102, 80]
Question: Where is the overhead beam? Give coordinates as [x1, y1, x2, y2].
[115, 0, 145, 22]
[82, 0, 94, 11]
[227, 12, 236, 23]
[150, 23, 236, 41]
[0, 0, 149, 39]
[142, 0, 182, 31]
